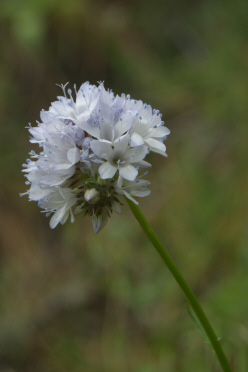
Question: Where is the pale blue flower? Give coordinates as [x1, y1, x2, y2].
[22, 82, 170, 233]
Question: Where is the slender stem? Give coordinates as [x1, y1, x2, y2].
[126, 198, 232, 372]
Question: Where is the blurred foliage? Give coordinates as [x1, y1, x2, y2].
[0, 0, 247, 371]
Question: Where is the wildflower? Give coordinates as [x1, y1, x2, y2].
[90, 134, 149, 181]
[22, 82, 170, 233]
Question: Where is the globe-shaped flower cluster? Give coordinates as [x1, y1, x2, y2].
[22, 82, 170, 233]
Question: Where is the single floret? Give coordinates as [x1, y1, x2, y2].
[90, 134, 149, 181]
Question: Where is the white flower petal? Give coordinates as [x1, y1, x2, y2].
[29, 185, 54, 200]
[136, 160, 152, 169]
[114, 112, 133, 139]
[119, 164, 138, 181]
[60, 210, 70, 225]
[122, 190, 139, 205]
[145, 138, 167, 156]
[99, 162, 117, 179]
[67, 148, 80, 164]
[130, 188, 151, 197]
[80, 121, 100, 138]
[113, 133, 130, 154]
[150, 126, 170, 138]
[130, 132, 145, 147]
[90, 140, 112, 158]
[49, 205, 67, 229]
[76, 82, 100, 114]
[99, 102, 115, 124]
[127, 145, 148, 163]
[51, 100, 75, 118]
[100, 121, 114, 142]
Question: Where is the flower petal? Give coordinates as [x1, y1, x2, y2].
[113, 134, 130, 154]
[100, 121, 114, 142]
[145, 138, 167, 156]
[119, 164, 138, 181]
[150, 126, 170, 138]
[67, 148, 80, 164]
[90, 140, 112, 158]
[122, 190, 139, 205]
[51, 99, 75, 118]
[127, 145, 148, 163]
[130, 132, 145, 147]
[99, 162, 117, 179]
[49, 204, 68, 229]
[114, 112, 133, 139]
[80, 121, 100, 138]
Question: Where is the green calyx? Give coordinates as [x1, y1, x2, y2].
[73, 177, 121, 218]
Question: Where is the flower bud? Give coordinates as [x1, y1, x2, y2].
[84, 188, 100, 204]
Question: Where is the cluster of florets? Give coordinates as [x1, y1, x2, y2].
[22, 82, 170, 233]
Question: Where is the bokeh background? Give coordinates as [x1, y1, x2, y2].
[0, 0, 248, 371]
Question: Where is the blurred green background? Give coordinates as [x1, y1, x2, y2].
[0, 0, 247, 371]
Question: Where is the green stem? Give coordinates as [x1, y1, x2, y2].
[126, 198, 232, 372]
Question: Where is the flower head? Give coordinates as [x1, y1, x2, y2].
[22, 82, 170, 233]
